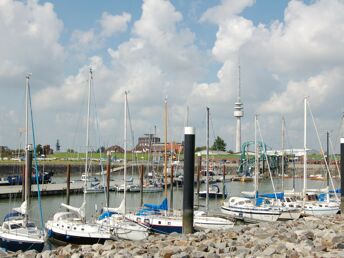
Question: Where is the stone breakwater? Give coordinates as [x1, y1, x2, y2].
[4, 215, 344, 258]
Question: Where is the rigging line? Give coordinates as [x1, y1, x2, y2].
[90, 74, 107, 200]
[28, 81, 45, 233]
[126, 96, 138, 171]
[329, 135, 341, 179]
[256, 119, 278, 200]
[209, 112, 216, 143]
[307, 101, 339, 201]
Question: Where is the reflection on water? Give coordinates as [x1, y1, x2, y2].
[0, 175, 340, 225]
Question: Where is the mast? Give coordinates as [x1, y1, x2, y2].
[206, 107, 210, 213]
[83, 67, 92, 222]
[164, 98, 168, 200]
[124, 91, 128, 213]
[303, 97, 307, 205]
[254, 114, 259, 201]
[24, 74, 31, 226]
[281, 116, 285, 191]
[326, 131, 330, 187]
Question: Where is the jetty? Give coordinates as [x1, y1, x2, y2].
[0, 181, 118, 199]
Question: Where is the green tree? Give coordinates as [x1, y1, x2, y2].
[36, 144, 43, 156]
[195, 146, 206, 152]
[211, 136, 226, 151]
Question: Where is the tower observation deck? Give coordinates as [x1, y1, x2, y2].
[234, 65, 244, 153]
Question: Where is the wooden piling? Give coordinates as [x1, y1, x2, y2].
[170, 164, 174, 210]
[223, 164, 226, 200]
[106, 152, 111, 207]
[66, 164, 71, 205]
[183, 127, 195, 234]
[140, 164, 144, 207]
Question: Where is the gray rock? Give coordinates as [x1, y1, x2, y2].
[18, 250, 36, 258]
[205, 254, 220, 258]
[262, 247, 276, 256]
[196, 244, 208, 252]
[191, 251, 207, 258]
[39, 250, 51, 258]
[171, 252, 190, 258]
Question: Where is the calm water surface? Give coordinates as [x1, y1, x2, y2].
[0, 174, 339, 225]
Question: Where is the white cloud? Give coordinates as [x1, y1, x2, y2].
[199, 0, 344, 149]
[100, 12, 131, 37]
[0, 0, 64, 84]
[70, 12, 131, 51]
[200, 0, 255, 24]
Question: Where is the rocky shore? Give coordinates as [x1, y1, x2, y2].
[3, 215, 344, 258]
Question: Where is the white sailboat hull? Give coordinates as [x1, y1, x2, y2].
[221, 205, 280, 223]
[97, 216, 149, 241]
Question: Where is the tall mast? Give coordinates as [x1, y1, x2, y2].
[83, 67, 92, 221]
[24, 74, 31, 226]
[254, 114, 259, 200]
[164, 98, 168, 200]
[281, 116, 285, 191]
[124, 91, 128, 213]
[25, 74, 30, 148]
[206, 107, 210, 213]
[303, 97, 307, 205]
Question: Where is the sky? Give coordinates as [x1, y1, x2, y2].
[0, 0, 343, 153]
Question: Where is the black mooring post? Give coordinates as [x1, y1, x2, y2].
[341, 138, 344, 197]
[183, 127, 195, 234]
[66, 164, 71, 206]
[170, 164, 174, 210]
[140, 165, 144, 207]
[326, 132, 330, 187]
[21, 164, 25, 202]
[106, 151, 111, 207]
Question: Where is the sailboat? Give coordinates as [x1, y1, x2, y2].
[197, 108, 227, 200]
[300, 98, 340, 216]
[45, 68, 113, 245]
[127, 105, 234, 233]
[0, 74, 45, 252]
[221, 115, 281, 223]
[96, 91, 149, 241]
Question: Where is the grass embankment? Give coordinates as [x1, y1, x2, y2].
[0, 152, 333, 166]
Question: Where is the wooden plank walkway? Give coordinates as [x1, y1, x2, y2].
[0, 181, 119, 199]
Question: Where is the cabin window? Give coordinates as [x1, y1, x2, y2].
[137, 218, 141, 223]
[67, 226, 70, 229]
[81, 228, 84, 231]
[62, 225, 64, 228]
[168, 222, 171, 225]
[290, 205, 294, 208]
[10, 224, 20, 229]
[158, 221, 161, 225]
[73, 227, 76, 230]
[144, 219, 149, 224]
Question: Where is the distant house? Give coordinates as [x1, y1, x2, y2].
[106, 145, 124, 153]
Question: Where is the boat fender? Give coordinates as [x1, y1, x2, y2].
[48, 229, 52, 237]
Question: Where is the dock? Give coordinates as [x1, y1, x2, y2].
[0, 181, 118, 199]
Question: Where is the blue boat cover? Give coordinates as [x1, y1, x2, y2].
[98, 211, 114, 220]
[4, 211, 22, 221]
[329, 188, 341, 194]
[260, 192, 284, 200]
[318, 193, 326, 202]
[136, 208, 161, 216]
[143, 198, 168, 211]
[255, 197, 264, 206]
